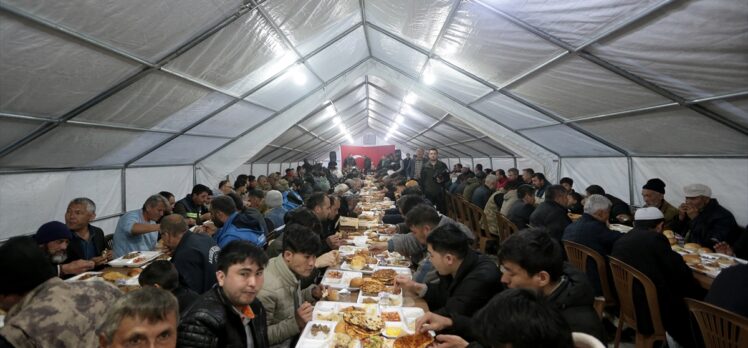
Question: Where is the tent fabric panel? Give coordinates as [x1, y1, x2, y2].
[76, 72, 232, 132]
[491, 158, 516, 171]
[434, 1, 564, 86]
[470, 92, 558, 130]
[3, 0, 241, 62]
[473, 158, 491, 170]
[427, 59, 492, 104]
[368, 86, 405, 111]
[277, 134, 317, 150]
[248, 146, 280, 163]
[407, 99, 447, 119]
[632, 157, 748, 226]
[187, 100, 275, 138]
[245, 64, 322, 111]
[125, 166, 193, 211]
[703, 97, 748, 130]
[589, 0, 748, 99]
[0, 125, 171, 169]
[331, 85, 368, 113]
[577, 107, 748, 155]
[132, 135, 229, 166]
[561, 157, 630, 204]
[460, 140, 513, 157]
[431, 124, 474, 143]
[0, 169, 122, 239]
[509, 55, 671, 120]
[307, 26, 369, 81]
[299, 105, 337, 130]
[367, 75, 408, 98]
[365, 0, 454, 50]
[164, 9, 296, 96]
[269, 127, 306, 146]
[262, 0, 361, 56]
[520, 125, 621, 157]
[516, 157, 546, 174]
[0, 118, 46, 150]
[481, 0, 666, 47]
[393, 103, 436, 127]
[366, 27, 428, 77]
[0, 13, 141, 119]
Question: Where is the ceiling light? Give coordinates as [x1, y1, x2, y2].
[404, 92, 417, 104]
[423, 70, 436, 85]
[395, 115, 404, 124]
[291, 64, 307, 86]
[333, 116, 342, 125]
[338, 124, 346, 133]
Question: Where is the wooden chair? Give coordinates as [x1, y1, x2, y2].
[494, 213, 518, 244]
[563, 241, 617, 318]
[609, 257, 666, 348]
[685, 298, 748, 348]
[454, 195, 470, 226]
[444, 192, 456, 220]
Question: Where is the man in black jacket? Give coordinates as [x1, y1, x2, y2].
[160, 214, 219, 294]
[64, 197, 110, 266]
[529, 185, 571, 241]
[174, 184, 212, 227]
[178, 241, 269, 348]
[672, 183, 739, 249]
[395, 224, 502, 317]
[507, 185, 536, 229]
[585, 185, 632, 225]
[612, 207, 705, 348]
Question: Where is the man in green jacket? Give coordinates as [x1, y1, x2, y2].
[420, 148, 449, 214]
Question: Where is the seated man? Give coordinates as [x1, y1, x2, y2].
[160, 214, 219, 294]
[507, 184, 536, 229]
[139, 260, 199, 315]
[529, 185, 571, 241]
[567, 191, 584, 215]
[585, 185, 632, 224]
[424, 289, 574, 348]
[641, 178, 679, 229]
[113, 194, 168, 258]
[173, 184, 212, 227]
[65, 197, 111, 266]
[471, 174, 497, 209]
[263, 190, 287, 230]
[210, 195, 267, 248]
[257, 224, 327, 347]
[562, 194, 621, 296]
[178, 241, 270, 348]
[705, 263, 748, 318]
[35, 221, 95, 277]
[0, 236, 121, 347]
[97, 287, 178, 348]
[612, 207, 706, 348]
[531, 173, 552, 201]
[672, 183, 739, 249]
[395, 224, 502, 317]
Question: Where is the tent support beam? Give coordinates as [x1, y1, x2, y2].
[368, 110, 473, 157]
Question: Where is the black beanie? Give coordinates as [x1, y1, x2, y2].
[642, 178, 666, 194]
[0, 236, 57, 295]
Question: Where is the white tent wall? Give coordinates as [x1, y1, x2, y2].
[0, 169, 122, 239]
[491, 158, 517, 172]
[560, 157, 630, 203]
[125, 166, 193, 211]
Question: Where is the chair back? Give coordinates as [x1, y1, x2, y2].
[608, 256, 666, 347]
[495, 212, 518, 243]
[444, 192, 456, 220]
[572, 332, 606, 348]
[454, 195, 470, 226]
[105, 234, 114, 250]
[685, 298, 748, 348]
[563, 240, 618, 312]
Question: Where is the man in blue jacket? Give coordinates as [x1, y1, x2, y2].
[210, 196, 267, 248]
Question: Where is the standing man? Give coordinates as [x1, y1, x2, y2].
[174, 184, 212, 227]
[420, 148, 449, 214]
[113, 194, 167, 258]
[408, 148, 426, 180]
[178, 241, 269, 348]
[641, 178, 679, 229]
[160, 214, 219, 294]
[65, 197, 110, 266]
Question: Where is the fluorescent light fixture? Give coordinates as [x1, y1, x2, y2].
[291, 64, 307, 86]
[404, 92, 417, 104]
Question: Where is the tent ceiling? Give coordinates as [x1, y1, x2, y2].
[1, 0, 746, 173]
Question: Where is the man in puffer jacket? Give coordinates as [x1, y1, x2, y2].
[210, 196, 267, 248]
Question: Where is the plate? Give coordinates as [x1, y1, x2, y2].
[321, 270, 363, 289]
[341, 262, 376, 274]
[108, 251, 163, 268]
[65, 271, 140, 286]
[609, 224, 633, 233]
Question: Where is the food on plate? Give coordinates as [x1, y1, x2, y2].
[698, 247, 713, 254]
[703, 261, 720, 268]
[684, 243, 701, 252]
[122, 251, 140, 259]
[667, 237, 677, 246]
[335, 312, 384, 339]
[691, 264, 709, 272]
[389, 259, 410, 267]
[132, 256, 147, 264]
[361, 279, 386, 295]
[663, 230, 675, 238]
[102, 271, 129, 282]
[683, 254, 701, 265]
[317, 312, 343, 322]
[127, 268, 142, 277]
[718, 256, 736, 267]
[349, 277, 364, 288]
[361, 336, 385, 348]
[372, 269, 398, 284]
[384, 324, 403, 338]
[332, 333, 355, 348]
[381, 311, 402, 322]
[326, 289, 339, 301]
[381, 294, 402, 306]
[327, 271, 343, 279]
[340, 306, 365, 314]
[394, 332, 434, 348]
[78, 273, 100, 281]
[350, 256, 366, 270]
[362, 297, 378, 304]
[310, 323, 330, 338]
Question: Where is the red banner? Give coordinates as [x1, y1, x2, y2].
[340, 144, 396, 169]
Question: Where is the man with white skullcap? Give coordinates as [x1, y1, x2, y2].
[612, 207, 706, 348]
[672, 183, 739, 249]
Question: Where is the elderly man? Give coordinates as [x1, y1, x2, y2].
[113, 194, 167, 258]
[562, 194, 621, 296]
[264, 190, 287, 229]
[65, 197, 110, 266]
[641, 178, 679, 229]
[34, 221, 95, 277]
[408, 148, 426, 180]
[174, 184, 212, 227]
[1, 236, 121, 347]
[471, 174, 497, 209]
[97, 287, 178, 348]
[160, 214, 219, 294]
[673, 183, 739, 249]
[585, 185, 632, 224]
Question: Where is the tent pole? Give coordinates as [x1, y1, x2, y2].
[627, 157, 635, 206]
[121, 168, 127, 214]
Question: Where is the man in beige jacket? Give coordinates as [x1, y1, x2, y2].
[257, 224, 326, 347]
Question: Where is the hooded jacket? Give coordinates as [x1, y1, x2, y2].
[529, 200, 572, 242]
[214, 211, 267, 248]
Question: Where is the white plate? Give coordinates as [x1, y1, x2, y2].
[381, 321, 409, 338]
[609, 224, 633, 233]
[341, 262, 376, 274]
[108, 251, 163, 268]
[373, 266, 412, 277]
[65, 271, 140, 286]
[321, 270, 363, 289]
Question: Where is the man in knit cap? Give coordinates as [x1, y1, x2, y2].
[641, 178, 679, 229]
[34, 221, 95, 277]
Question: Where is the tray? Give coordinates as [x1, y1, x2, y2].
[321, 270, 363, 289]
[108, 251, 162, 268]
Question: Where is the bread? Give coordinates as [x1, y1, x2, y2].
[667, 237, 677, 246]
[394, 332, 433, 348]
[326, 289, 339, 301]
[663, 230, 675, 238]
[718, 257, 736, 266]
[350, 256, 366, 270]
[349, 277, 364, 288]
[698, 247, 713, 254]
[683, 254, 701, 265]
[128, 268, 142, 277]
[684, 243, 701, 251]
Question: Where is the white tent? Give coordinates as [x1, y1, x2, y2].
[1, 0, 746, 239]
